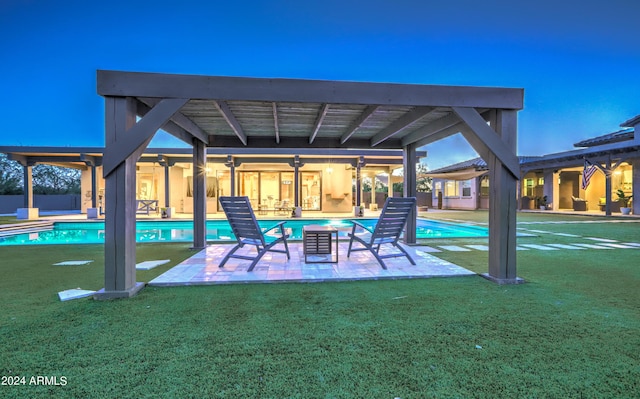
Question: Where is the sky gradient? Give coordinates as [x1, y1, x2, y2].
[1, 0, 638, 169]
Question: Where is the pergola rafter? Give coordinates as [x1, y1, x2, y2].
[370, 106, 435, 147]
[214, 100, 247, 145]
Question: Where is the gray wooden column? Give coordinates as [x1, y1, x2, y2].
[90, 165, 98, 208]
[486, 110, 520, 283]
[356, 156, 365, 208]
[403, 143, 417, 244]
[96, 97, 144, 299]
[163, 164, 170, 207]
[192, 139, 207, 249]
[294, 155, 300, 207]
[225, 156, 236, 196]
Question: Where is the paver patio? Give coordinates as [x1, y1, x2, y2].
[149, 241, 474, 286]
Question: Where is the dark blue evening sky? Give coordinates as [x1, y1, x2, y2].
[1, 0, 638, 169]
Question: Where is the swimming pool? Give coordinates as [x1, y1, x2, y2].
[0, 218, 488, 246]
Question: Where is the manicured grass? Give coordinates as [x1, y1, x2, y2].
[0, 216, 30, 225]
[1, 213, 639, 398]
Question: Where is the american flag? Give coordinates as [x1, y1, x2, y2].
[581, 160, 597, 190]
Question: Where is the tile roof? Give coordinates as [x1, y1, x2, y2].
[573, 128, 634, 148]
[429, 156, 540, 173]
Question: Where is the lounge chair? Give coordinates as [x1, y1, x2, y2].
[347, 197, 417, 269]
[218, 196, 291, 271]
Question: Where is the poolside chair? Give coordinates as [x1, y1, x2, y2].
[347, 197, 417, 269]
[218, 196, 290, 272]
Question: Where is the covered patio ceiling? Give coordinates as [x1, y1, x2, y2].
[97, 70, 523, 155]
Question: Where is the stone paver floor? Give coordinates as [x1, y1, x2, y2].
[149, 241, 475, 286]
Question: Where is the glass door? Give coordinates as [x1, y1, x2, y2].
[238, 172, 260, 208]
[300, 171, 321, 210]
[260, 172, 280, 211]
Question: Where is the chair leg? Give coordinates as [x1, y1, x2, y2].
[394, 243, 416, 265]
[347, 225, 357, 257]
[218, 244, 242, 268]
[370, 248, 388, 270]
[279, 225, 291, 260]
[247, 247, 268, 272]
[282, 239, 290, 260]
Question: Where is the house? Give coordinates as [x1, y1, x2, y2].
[428, 115, 639, 215]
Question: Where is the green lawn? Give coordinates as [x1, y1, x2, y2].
[0, 216, 31, 225]
[1, 212, 639, 398]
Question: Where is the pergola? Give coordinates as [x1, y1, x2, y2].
[95, 70, 524, 299]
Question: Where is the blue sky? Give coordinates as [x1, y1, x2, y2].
[1, 0, 638, 169]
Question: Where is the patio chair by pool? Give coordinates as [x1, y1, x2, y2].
[347, 197, 417, 269]
[218, 196, 290, 271]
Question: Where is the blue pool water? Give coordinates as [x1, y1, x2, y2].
[0, 218, 488, 246]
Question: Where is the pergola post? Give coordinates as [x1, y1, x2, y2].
[403, 143, 417, 244]
[486, 110, 521, 283]
[192, 139, 207, 249]
[95, 97, 144, 299]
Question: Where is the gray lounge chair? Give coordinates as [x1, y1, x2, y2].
[218, 196, 290, 271]
[347, 197, 417, 269]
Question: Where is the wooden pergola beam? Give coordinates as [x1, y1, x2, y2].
[401, 112, 466, 147]
[214, 100, 247, 145]
[341, 105, 378, 144]
[103, 98, 189, 177]
[370, 107, 435, 147]
[138, 98, 208, 144]
[309, 104, 330, 144]
[97, 70, 524, 109]
[272, 102, 280, 144]
[453, 107, 520, 178]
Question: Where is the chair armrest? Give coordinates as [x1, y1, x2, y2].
[350, 220, 373, 234]
[262, 221, 287, 234]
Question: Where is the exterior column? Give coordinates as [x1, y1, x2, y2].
[17, 160, 39, 220]
[356, 157, 362, 207]
[95, 96, 144, 299]
[90, 165, 98, 208]
[293, 155, 300, 207]
[193, 139, 207, 249]
[22, 163, 33, 208]
[485, 110, 521, 284]
[542, 169, 559, 210]
[403, 143, 417, 244]
[161, 164, 169, 207]
[387, 167, 393, 199]
[604, 158, 613, 216]
[632, 160, 639, 215]
[225, 156, 236, 196]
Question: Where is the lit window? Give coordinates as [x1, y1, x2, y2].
[444, 180, 459, 197]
